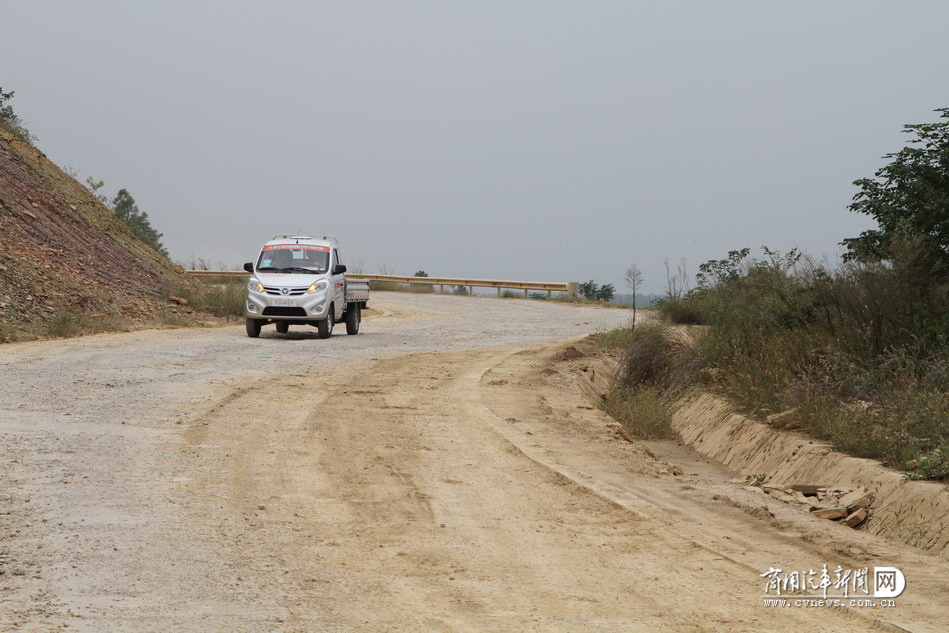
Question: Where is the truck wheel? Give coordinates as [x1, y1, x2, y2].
[275, 321, 289, 334]
[345, 304, 361, 335]
[317, 309, 334, 339]
[245, 318, 261, 338]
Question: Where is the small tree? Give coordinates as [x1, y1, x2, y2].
[111, 188, 168, 256]
[85, 177, 109, 206]
[578, 280, 599, 300]
[596, 283, 615, 302]
[842, 108, 949, 275]
[624, 264, 643, 323]
[413, 269, 433, 292]
[663, 258, 690, 299]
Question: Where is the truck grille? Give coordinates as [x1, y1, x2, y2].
[262, 307, 308, 317]
[263, 285, 308, 296]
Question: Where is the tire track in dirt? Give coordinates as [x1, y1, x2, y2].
[2, 295, 945, 631]
[165, 347, 934, 632]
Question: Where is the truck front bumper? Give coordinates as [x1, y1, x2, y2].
[244, 291, 331, 320]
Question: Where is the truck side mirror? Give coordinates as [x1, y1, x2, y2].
[333, 264, 347, 275]
[243, 262, 254, 273]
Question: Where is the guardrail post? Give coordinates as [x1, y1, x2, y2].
[523, 289, 528, 298]
[566, 282, 579, 297]
[547, 290, 551, 299]
[497, 288, 502, 298]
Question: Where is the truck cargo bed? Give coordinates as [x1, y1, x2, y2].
[345, 278, 370, 303]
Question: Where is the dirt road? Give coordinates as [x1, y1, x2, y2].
[1, 293, 946, 632]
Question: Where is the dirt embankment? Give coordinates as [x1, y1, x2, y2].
[0, 129, 191, 340]
[580, 338, 949, 558]
[672, 393, 949, 556]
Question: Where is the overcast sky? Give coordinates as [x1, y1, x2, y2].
[4, 1, 948, 292]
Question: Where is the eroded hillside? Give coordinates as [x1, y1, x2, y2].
[0, 128, 190, 340]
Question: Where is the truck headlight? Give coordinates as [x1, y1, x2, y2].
[248, 278, 264, 293]
[307, 280, 329, 294]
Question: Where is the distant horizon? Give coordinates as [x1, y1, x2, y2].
[4, 2, 948, 293]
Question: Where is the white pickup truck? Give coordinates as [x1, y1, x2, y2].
[243, 235, 369, 338]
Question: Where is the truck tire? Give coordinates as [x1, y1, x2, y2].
[345, 304, 361, 335]
[317, 309, 334, 339]
[245, 318, 261, 338]
[275, 321, 289, 334]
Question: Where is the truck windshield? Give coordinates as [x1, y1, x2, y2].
[256, 245, 329, 273]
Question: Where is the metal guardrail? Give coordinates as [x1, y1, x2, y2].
[185, 270, 578, 298]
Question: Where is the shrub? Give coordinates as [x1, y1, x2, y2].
[175, 280, 246, 317]
[650, 243, 948, 478]
[600, 386, 674, 439]
[616, 324, 675, 388]
[0, 87, 35, 142]
[369, 279, 435, 293]
[592, 323, 641, 351]
[369, 280, 407, 292]
[655, 295, 708, 324]
[912, 438, 949, 480]
[46, 312, 86, 338]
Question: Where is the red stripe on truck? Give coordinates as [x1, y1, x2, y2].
[262, 245, 330, 252]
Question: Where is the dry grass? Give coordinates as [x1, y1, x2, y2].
[174, 279, 246, 317]
[600, 386, 674, 439]
[368, 280, 435, 293]
[592, 323, 685, 440]
[651, 244, 948, 479]
[44, 311, 131, 339]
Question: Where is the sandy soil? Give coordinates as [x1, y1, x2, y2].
[1, 293, 945, 632]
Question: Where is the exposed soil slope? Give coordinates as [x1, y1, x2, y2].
[0, 128, 190, 340]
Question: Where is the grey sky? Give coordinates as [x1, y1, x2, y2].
[4, 1, 948, 292]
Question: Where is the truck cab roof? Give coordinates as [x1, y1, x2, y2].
[264, 235, 338, 250]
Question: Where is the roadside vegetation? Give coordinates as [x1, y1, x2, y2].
[578, 280, 615, 302]
[172, 279, 246, 318]
[594, 324, 688, 439]
[652, 240, 948, 479]
[43, 312, 132, 338]
[599, 109, 949, 480]
[85, 179, 168, 255]
[0, 87, 35, 142]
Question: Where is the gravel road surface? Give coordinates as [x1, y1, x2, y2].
[1, 292, 945, 632]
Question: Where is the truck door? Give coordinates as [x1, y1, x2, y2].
[330, 248, 344, 320]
